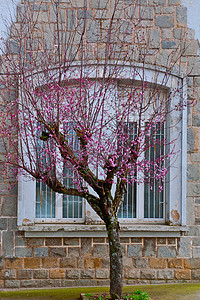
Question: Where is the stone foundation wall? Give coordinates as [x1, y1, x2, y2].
[0, 235, 200, 288]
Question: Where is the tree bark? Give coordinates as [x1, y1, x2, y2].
[106, 218, 123, 300]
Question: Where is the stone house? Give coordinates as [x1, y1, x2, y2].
[0, 0, 200, 289]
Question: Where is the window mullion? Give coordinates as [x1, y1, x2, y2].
[137, 120, 144, 220]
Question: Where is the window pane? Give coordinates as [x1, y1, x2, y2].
[35, 124, 56, 219]
[119, 122, 137, 219]
[63, 123, 83, 219]
[36, 181, 56, 218]
[144, 122, 165, 219]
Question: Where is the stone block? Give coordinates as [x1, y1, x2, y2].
[120, 237, 129, 244]
[76, 279, 94, 286]
[128, 245, 142, 257]
[175, 270, 191, 280]
[157, 270, 174, 280]
[124, 269, 140, 279]
[42, 258, 59, 268]
[34, 248, 48, 257]
[140, 7, 153, 20]
[186, 199, 195, 225]
[162, 29, 172, 39]
[96, 269, 109, 279]
[81, 269, 95, 279]
[134, 258, 148, 268]
[162, 41, 178, 49]
[123, 257, 133, 268]
[176, 6, 187, 26]
[2, 196, 17, 216]
[186, 28, 195, 40]
[192, 270, 200, 280]
[3, 231, 14, 258]
[8, 218, 17, 230]
[5, 280, 20, 288]
[5, 258, 23, 269]
[31, 4, 48, 11]
[194, 128, 200, 151]
[81, 238, 92, 256]
[21, 280, 38, 288]
[64, 238, 79, 246]
[193, 247, 200, 258]
[100, 258, 110, 268]
[0, 258, 4, 270]
[33, 270, 48, 279]
[50, 269, 65, 279]
[38, 279, 54, 287]
[0, 218, 7, 230]
[157, 246, 176, 258]
[17, 269, 32, 279]
[3, 269, 16, 279]
[177, 237, 191, 258]
[168, 0, 180, 4]
[156, 50, 171, 66]
[68, 247, 80, 257]
[187, 128, 194, 151]
[77, 10, 93, 19]
[149, 29, 160, 49]
[24, 258, 41, 269]
[192, 238, 200, 246]
[89, 0, 108, 9]
[168, 258, 184, 269]
[49, 247, 66, 257]
[190, 154, 200, 162]
[28, 238, 44, 246]
[168, 238, 176, 245]
[66, 269, 80, 279]
[143, 238, 156, 257]
[84, 258, 101, 269]
[15, 247, 32, 258]
[157, 238, 167, 245]
[163, 7, 175, 14]
[187, 183, 200, 197]
[32, 11, 49, 23]
[141, 270, 156, 280]
[45, 238, 62, 246]
[149, 258, 167, 269]
[63, 280, 75, 287]
[193, 115, 200, 127]
[155, 16, 174, 28]
[131, 238, 142, 244]
[149, 0, 165, 5]
[60, 258, 77, 268]
[187, 164, 199, 181]
[67, 9, 76, 30]
[93, 245, 108, 258]
[181, 41, 198, 57]
[15, 237, 27, 247]
[54, 279, 62, 287]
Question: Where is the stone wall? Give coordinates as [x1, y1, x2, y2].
[1, 235, 200, 288]
[1, 0, 200, 288]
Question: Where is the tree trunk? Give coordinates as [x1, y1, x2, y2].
[106, 218, 123, 300]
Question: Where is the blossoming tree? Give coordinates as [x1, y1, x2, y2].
[0, 0, 187, 298]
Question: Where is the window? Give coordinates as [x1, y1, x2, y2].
[18, 66, 187, 227]
[35, 123, 85, 222]
[118, 121, 165, 222]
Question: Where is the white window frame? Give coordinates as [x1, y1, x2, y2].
[17, 62, 187, 227]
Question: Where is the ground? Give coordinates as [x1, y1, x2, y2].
[0, 284, 200, 299]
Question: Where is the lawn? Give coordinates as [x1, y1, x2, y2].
[0, 284, 200, 299]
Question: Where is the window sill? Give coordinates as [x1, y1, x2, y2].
[18, 224, 188, 238]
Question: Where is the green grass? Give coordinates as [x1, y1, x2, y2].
[0, 284, 200, 299]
